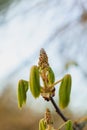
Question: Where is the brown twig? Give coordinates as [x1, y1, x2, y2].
[50, 96, 68, 122]
[50, 96, 79, 130]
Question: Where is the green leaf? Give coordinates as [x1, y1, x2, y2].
[39, 119, 46, 130]
[48, 67, 55, 85]
[29, 65, 41, 98]
[17, 79, 28, 108]
[59, 74, 72, 109]
[65, 120, 73, 130]
[23, 80, 29, 92]
[58, 120, 73, 130]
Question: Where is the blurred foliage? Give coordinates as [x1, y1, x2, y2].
[0, 0, 21, 16]
[0, 0, 22, 24]
[65, 61, 78, 70]
[0, 0, 13, 14]
[80, 10, 87, 23]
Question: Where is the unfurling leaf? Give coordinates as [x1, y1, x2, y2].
[65, 120, 73, 130]
[29, 65, 41, 98]
[39, 119, 46, 130]
[18, 79, 28, 108]
[48, 67, 55, 85]
[59, 74, 72, 109]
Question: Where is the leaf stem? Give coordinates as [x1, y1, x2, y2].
[53, 79, 63, 86]
[49, 79, 62, 88]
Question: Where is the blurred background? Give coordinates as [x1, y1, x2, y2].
[0, 0, 87, 130]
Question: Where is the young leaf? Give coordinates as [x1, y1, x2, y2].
[17, 79, 28, 108]
[59, 74, 72, 109]
[48, 67, 55, 85]
[39, 119, 46, 130]
[65, 120, 73, 130]
[29, 65, 41, 98]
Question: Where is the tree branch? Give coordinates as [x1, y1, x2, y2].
[50, 96, 78, 130]
[50, 96, 68, 122]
